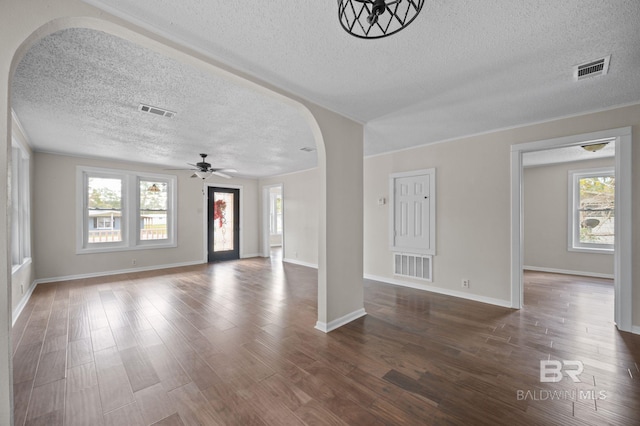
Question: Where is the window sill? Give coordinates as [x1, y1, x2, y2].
[11, 257, 32, 276]
[568, 246, 614, 255]
[77, 242, 177, 255]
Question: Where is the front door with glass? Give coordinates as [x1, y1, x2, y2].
[208, 187, 240, 261]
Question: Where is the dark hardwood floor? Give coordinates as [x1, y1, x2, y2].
[11, 257, 640, 425]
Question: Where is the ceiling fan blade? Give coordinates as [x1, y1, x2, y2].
[211, 171, 232, 179]
[213, 168, 237, 173]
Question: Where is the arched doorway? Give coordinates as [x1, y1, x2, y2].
[1, 8, 364, 423]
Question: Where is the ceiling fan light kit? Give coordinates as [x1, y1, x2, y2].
[194, 170, 213, 179]
[338, 0, 425, 39]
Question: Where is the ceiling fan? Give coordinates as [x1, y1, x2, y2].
[172, 153, 237, 179]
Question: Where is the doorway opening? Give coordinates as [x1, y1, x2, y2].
[521, 143, 615, 320]
[511, 127, 632, 332]
[208, 186, 240, 262]
[262, 184, 283, 259]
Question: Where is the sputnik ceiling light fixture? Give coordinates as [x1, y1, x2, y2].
[338, 0, 425, 39]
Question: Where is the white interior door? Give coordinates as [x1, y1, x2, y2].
[394, 174, 431, 251]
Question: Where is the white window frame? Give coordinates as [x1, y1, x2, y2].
[568, 167, 614, 254]
[11, 137, 31, 273]
[136, 175, 175, 247]
[76, 166, 177, 254]
[95, 216, 115, 230]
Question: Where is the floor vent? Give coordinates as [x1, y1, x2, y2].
[138, 104, 176, 118]
[574, 56, 610, 81]
[394, 253, 432, 281]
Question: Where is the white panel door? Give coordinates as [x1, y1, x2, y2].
[394, 174, 430, 251]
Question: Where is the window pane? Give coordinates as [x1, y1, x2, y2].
[269, 193, 283, 235]
[140, 180, 168, 240]
[11, 148, 21, 265]
[88, 177, 122, 243]
[275, 196, 282, 234]
[21, 156, 31, 259]
[213, 191, 234, 252]
[578, 176, 614, 245]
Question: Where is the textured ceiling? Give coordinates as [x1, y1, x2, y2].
[12, 28, 318, 178]
[11, 1, 640, 176]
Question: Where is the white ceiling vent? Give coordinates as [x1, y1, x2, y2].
[138, 104, 176, 118]
[574, 56, 610, 81]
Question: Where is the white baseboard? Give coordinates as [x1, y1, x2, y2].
[364, 274, 512, 309]
[241, 253, 261, 259]
[315, 308, 367, 333]
[12, 279, 38, 326]
[630, 326, 640, 335]
[283, 258, 318, 269]
[523, 266, 614, 280]
[35, 260, 206, 285]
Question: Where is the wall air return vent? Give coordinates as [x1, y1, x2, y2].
[393, 253, 432, 281]
[574, 56, 610, 81]
[138, 104, 176, 118]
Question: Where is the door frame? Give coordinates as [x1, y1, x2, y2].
[203, 183, 244, 262]
[510, 126, 632, 332]
[261, 183, 284, 257]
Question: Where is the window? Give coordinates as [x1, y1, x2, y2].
[87, 175, 123, 243]
[569, 168, 614, 253]
[139, 179, 169, 241]
[11, 139, 31, 270]
[95, 216, 115, 230]
[77, 167, 176, 253]
[269, 192, 282, 235]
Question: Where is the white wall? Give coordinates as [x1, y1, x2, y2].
[262, 103, 640, 321]
[364, 134, 512, 304]
[261, 137, 516, 305]
[33, 152, 260, 281]
[523, 158, 614, 277]
[260, 168, 319, 267]
[363, 104, 640, 313]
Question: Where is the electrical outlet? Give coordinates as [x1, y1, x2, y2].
[132, 259, 137, 266]
[462, 279, 470, 288]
